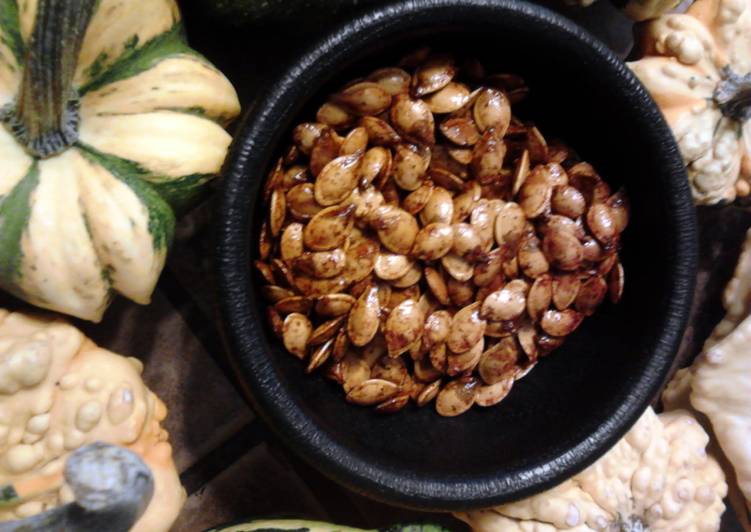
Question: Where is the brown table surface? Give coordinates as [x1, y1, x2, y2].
[2, 1, 750, 529]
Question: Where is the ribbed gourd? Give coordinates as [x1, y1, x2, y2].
[0, 0, 241, 321]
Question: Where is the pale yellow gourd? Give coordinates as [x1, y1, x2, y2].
[629, 0, 751, 204]
[456, 407, 727, 531]
[0, 309, 184, 532]
[0, 0, 240, 322]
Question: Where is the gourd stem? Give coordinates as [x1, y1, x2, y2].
[10, 0, 97, 158]
[714, 66, 751, 124]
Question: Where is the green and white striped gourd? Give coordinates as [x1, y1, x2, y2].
[0, 0, 240, 321]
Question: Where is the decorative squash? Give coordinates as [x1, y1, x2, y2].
[0, 0, 240, 321]
[455, 407, 727, 531]
[628, 0, 751, 205]
[207, 520, 450, 532]
[0, 309, 185, 532]
[663, 228, 751, 513]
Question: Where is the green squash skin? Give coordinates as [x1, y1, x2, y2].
[205, 519, 452, 532]
[0, 162, 39, 287]
[0, 484, 19, 508]
[77, 144, 176, 252]
[0, 0, 23, 65]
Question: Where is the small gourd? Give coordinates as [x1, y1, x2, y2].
[456, 407, 727, 531]
[0, 0, 240, 321]
[0, 309, 185, 532]
[629, 0, 751, 205]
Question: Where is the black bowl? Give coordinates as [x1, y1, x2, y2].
[216, 0, 697, 511]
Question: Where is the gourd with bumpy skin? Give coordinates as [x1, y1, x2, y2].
[207, 520, 450, 532]
[0, 309, 185, 532]
[0, 0, 240, 321]
[455, 407, 727, 531]
[628, 0, 751, 205]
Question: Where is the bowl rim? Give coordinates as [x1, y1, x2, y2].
[216, 0, 698, 510]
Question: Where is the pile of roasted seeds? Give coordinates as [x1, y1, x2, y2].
[257, 49, 628, 416]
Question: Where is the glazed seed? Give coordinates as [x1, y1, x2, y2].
[282, 313, 312, 359]
[340, 126, 369, 155]
[517, 321, 538, 360]
[527, 126, 548, 164]
[473, 89, 511, 135]
[541, 214, 585, 241]
[425, 266, 450, 305]
[447, 302, 486, 353]
[287, 183, 323, 220]
[540, 309, 584, 337]
[452, 182, 482, 224]
[537, 333, 565, 356]
[420, 187, 454, 225]
[314, 154, 361, 206]
[411, 55, 456, 97]
[473, 247, 504, 287]
[368, 67, 411, 95]
[259, 220, 273, 260]
[315, 293, 356, 318]
[375, 393, 410, 414]
[609, 260, 624, 303]
[375, 253, 414, 280]
[586, 203, 618, 245]
[306, 339, 334, 373]
[518, 166, 552, 219]
[448, 337, 484, 376]
[597, 253, 618, 277]
[275, 295, 314, 315]
[293, 122, 326, 154]
[423, 310, 452, 348]
[527, 274, 552, 322]
[448, 147, 473, 165]
[347, 378, 399, 406]
[343, 238, 379, 283]
[481, 284, 526, 321]
[475, 377, 514, 407]
[416, 380, 442, 407]
[393, 144, 428, 191]
[267, 307, 284, 338]
[347, 286, 380, 346]
[360, 116, 401, 146]
[304, 203, 355, 251]
[440, 117, 481, 146]
[441, 253, 474, 282]
[255, 260, 276, 285]
[582, 236, 605, 262]
[281, 165, 309, 190]
[470, 201, 497, 251]
[316, 101, 353, 128]
[542, 228, 583, 271]
[263, 158, 284, 203]
[518, 234, 549, 279]
[309, 316, 347, 346]
[512, 149, 530, 195]
[372, 356, 408, 385]
[552, 185, 586, 219]
[385, 299, 426, 357]
[390, 94, 435, 145]
[295, 274, 350, 297]
[334, 82, 392, 116]
[478, 337, 519, 385]
[576, 276, 608, 316]
[341, 353, 372, 392]
[370, 205, 419, 254]
[425, 81, 470, 113]
[269, 189, 286, 236]
[293, 248, 346, 278]
[471, 130, 507, 186]
[451, 223, 484, 259]
[552, 273, 581, 310]
[403, 182, 434, 214]
[430, 167, 465, 192]
[377, 282, 392, 309]
[389, 263, 423, 288]
[414, 357, 442, 382]
[494, 202, 526, 247]
[310, 128, 341, 177]
[435, 377, 478, 417]
[262, 285, 295, 303]
[607, 189, 629, 234]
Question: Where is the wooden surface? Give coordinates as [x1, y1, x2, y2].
[1, 1, 749, 529]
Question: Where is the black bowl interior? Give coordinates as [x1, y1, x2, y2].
[217, 0, 696, 511]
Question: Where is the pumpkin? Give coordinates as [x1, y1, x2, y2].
[663, 227, 751, 513]
[628, 0, 751, 205]
[0, 309, 185, 532]
[0, 0, 240, 322]
[455, 407, 727, 531]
